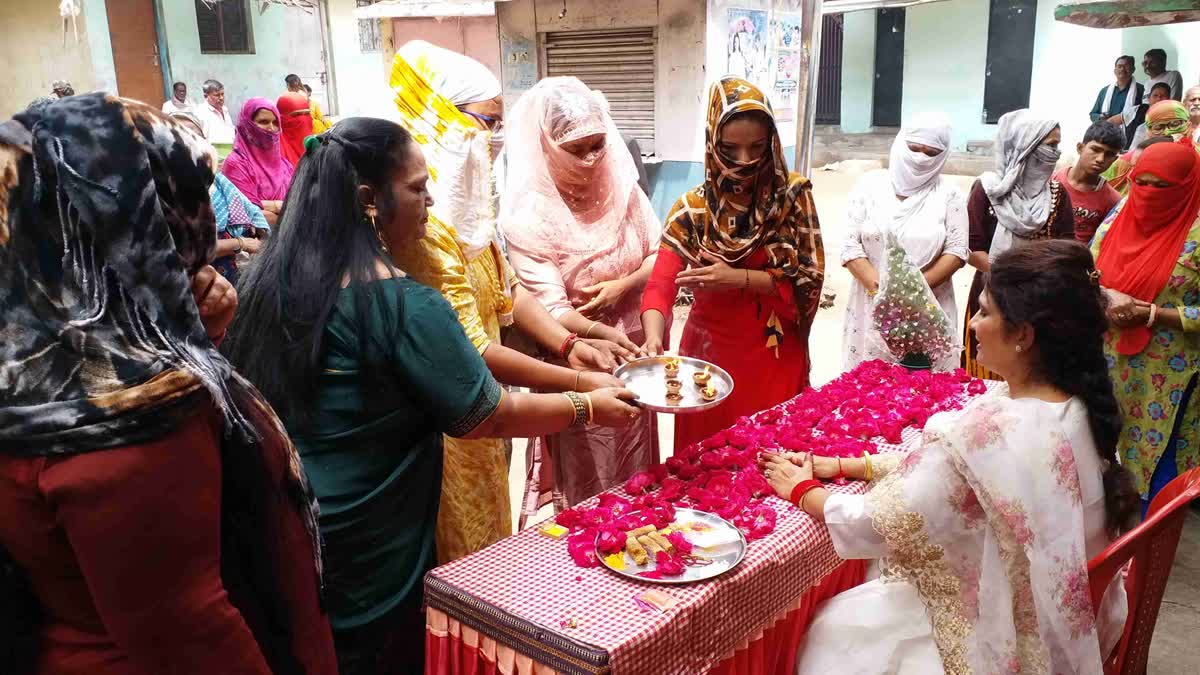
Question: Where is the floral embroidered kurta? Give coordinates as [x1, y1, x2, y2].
[798, 387, 1126, 673]
[841, 171, 968, 372]
[1091, 203, 1200, 497]
[392, 217, 516, 564]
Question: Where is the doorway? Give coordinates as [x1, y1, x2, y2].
[982, 0, 1038, 124]
[872, 8, 905, 128]
[816, 14, 844, 126]
[105, 0, 165, 106]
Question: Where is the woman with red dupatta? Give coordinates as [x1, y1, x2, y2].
[1092, 140, 1200, 510]
[640, 76, 824, 452]
[277, 91, 313, 166]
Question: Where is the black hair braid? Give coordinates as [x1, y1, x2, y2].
[988, 240, 1139, 534]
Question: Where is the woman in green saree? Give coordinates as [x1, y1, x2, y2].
[222, 117, 640, 675]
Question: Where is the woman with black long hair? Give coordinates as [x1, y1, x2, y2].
[222, 117, 639, 674]
[764, 240, 1138, 672]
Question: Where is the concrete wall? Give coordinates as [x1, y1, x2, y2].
[496, 0, 707, 162]
[838, 9, 874, 133]
[837, 0, 1200, 154]
[326, 0, 396, 118]
[1121, 23, 1200, 86]
[159, 0, 297, 119]
[0, 1, 115, 119]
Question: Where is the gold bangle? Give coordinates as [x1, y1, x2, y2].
[862, 452, 874, 482]
[562, 393, 576, 426]
[584, 393, 594, 425]
[585, 320, 600, 338]
[574, 369, 583, 391]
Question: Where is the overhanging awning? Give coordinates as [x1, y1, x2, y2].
[353, 0, 506, 18]
[1055, 0, 1200, 28]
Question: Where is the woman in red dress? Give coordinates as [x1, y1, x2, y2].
[640, 77, 825, 452]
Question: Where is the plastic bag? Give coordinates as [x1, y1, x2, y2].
[867, 233, 960, 370]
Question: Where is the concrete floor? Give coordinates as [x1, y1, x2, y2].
[506, 167, 1200, 672]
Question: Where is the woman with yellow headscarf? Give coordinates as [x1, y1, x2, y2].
[1104, 100, 1195, 194]
[388, 41, 628, 563]
[640, 76, 825, 452]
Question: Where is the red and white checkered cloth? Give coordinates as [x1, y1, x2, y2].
[427, 423, 924, 675]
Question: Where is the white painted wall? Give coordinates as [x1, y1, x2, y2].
[325, 0, 396, 118]
[0, 0, 115, 119]
[656, 0, 708, 162]
[838, 0, 1199, 153]
[838, 9, 873, 133]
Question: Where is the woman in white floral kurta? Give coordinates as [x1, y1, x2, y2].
[764, 241, 1136, 673]
[842, 115, 968, 372]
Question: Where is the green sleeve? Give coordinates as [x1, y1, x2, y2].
[388, 282, 502, 436]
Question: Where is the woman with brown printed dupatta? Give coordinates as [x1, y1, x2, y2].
[640, 76, 824, 452]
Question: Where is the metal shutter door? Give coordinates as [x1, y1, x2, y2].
[544, 28, 656, 155]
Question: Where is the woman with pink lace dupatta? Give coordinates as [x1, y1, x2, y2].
[502, 77, 660, 523]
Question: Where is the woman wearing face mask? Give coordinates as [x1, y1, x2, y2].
[0, 95, 336, 675]
[641, 77, 824, 452]
[963, 109, 1074, 380]
[502, 77, 660, 522]
[1092, 141, 1200, 511]
[171, 111, 270, 285]
[222, 98, 293, 227]
[842, 113, 967, 372]
[1106, 100, 1197, 194]
[388, 42, 629, 563]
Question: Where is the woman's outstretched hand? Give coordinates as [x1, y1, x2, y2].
[759, 451, 811, 500]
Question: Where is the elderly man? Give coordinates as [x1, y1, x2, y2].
[1186, 85, 1200, 143]
[1142, 48, 1183, 102]
[195, 78, 235, 146]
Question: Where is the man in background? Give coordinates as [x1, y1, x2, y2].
[1142, 48, 1183, 101]
[162, 81, 192, 115]
[1090, 55, 1143, 148]
[195, 79, 235, 147]
[1054, 121, 1123, 245]
[1186, 85, 1200, 143]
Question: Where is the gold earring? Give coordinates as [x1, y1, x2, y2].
[365, 204, 388, 253]
[1015, 345, 1023, 353]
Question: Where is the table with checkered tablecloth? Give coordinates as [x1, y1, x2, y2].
[423, 416, 932, 675]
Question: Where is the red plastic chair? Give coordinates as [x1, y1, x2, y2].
[1087, 467, 1200, 675]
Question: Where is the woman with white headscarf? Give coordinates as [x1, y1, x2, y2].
[963, 109, 1074, 380]
[502, 77, 660, 524]
[388, 42, 628, 564]
[842, 113, 968, 371]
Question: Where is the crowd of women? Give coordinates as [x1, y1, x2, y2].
[1, 37, 1198, 674]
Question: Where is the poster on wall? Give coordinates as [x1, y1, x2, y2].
[501, 37, 537, 92]
[726, 8, 770, 90]
[768, 13, 803, 123]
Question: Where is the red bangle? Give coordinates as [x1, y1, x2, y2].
[789, 479, 823, 507]
[559, 333, 580, 360]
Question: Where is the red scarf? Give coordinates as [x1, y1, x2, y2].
[1095, 141, 1200, 354]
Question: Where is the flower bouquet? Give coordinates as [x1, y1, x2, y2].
[869, 233, 959, 371]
